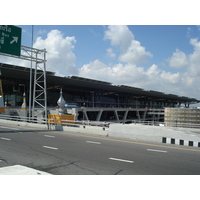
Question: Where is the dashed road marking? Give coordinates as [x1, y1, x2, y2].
[0, 137, 11, 141]
[43, 146, 58, 150]
[147, 149, 167, 153]
[44, 135, 55, 138]
[0, 126, 19, 130]
[109, 157, 134, 163]
[62, 132, 200, 152]
[86, 141, 101, 145]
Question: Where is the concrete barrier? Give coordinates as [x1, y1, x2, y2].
[0, 119, 48, 129]
[1, 118, 200, 147]
[49, 123, 109, 136]
[62, 125, 109, 136]
[0, 119, 109, 137]
[109, 123, 166, 142]
[109, 123, 200, 147]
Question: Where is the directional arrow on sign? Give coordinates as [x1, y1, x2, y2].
[10, 37, 18, 44]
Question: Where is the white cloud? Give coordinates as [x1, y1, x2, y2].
[78, 59, 146, 85]
[104, 25, 152, 64]
[79, 59, 109, 79]
[110, 63, 145, 85]
[1, 26, 200, 104]
[106, 48, 116, 58]
[160, 71, 181, 84]
[33, 29, 77, 76]
[168, 38, 200, 76]
[146, 64, 160, 77]
[188, 38, 200, 76]
[168, 49, 189, 68]
[79, 26, 200, 99]
[0, 29, 77, 77]
[162, 37, 200, 99]
[104, 25, 133, 51]
[29, 27, 200, 103]
[119, 40, 152, 64]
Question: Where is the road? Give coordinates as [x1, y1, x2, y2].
[0, 123, 200, 175]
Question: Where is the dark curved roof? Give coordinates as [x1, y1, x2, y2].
[0, 62, 199, 104]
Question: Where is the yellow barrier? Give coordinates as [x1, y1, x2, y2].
[0, 107, 9, 114]
[48, 114, 75, 125]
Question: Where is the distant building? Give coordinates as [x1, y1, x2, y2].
[165, 107, 200, 126]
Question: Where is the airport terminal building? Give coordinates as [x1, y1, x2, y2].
[0, 62, 199, 109]
[0, 62, 200, 123]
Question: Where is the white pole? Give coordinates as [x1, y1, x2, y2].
[29, 25, 34, 121]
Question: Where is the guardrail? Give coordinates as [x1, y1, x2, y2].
[0, 114, 42, 123]
[130, 120, 200, 129]
[0, 114, 200, 129]
[0, 114, 110, 128]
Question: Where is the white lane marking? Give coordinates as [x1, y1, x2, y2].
[0, 126, 19, 130]
[109, 157, 134, 163]
[0, 137, 11, 141]
[86, 141, 101, 145]
[44, 135, 55, 138]
[43, 146, 58, 150]
[147, 149, 167, 153]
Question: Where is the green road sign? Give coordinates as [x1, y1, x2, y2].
[0, 25, 22, 56]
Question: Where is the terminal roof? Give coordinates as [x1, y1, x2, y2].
[0, 63, 199, 104]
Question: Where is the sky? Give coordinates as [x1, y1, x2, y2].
[1, 0, 200, 105]
[1, 25, 200, 104]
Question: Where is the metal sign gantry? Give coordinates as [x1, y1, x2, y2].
[0, 44, 47, 122]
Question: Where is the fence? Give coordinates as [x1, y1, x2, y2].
[0, 113, 200, 129]
[131, 120, 200, 129]
[0, 114, 110, 128]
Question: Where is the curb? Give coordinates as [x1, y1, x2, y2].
[162, 137, 200, 147]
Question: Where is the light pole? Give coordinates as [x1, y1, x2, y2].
[29, 25, 34, 121]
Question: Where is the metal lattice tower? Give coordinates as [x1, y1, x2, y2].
[31, 47, 47, 121]
[0, 45, 47, 122]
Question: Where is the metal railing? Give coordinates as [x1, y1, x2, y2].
[0, 114, 110, 128]
[0, 114, 200, 129]
[0, 114, 46, 124]
[130, 120, 200, 129]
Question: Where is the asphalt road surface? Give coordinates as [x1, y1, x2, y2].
[0, 123, 200, 175]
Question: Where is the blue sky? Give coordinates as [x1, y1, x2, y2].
[1, 25, 200, 104]
[19, 25, 199, 71]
